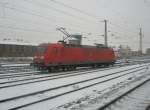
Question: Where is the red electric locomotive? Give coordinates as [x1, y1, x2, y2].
[33, 42, 116, 71]
[32, 28, 116, 71]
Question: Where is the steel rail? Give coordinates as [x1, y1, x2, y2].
[0, 64, 146, 89]
[97, 78, 150, 110]
[1, 67, 146, 110]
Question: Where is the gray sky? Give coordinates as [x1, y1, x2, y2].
[0, 0, 150, 51]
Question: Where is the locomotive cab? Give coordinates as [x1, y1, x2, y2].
[46, 44, 64, 66]
[33, 43, 64, 69]
[33, 44, 48, 67]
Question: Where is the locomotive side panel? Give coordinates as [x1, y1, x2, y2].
[60, 47, 83, 65]
[58, 47, 115, 65]
[96, 48, 115, 63]
[33, 43, 116, 70]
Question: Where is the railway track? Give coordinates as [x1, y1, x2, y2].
[57, 70, 150, 110]
[0, 66, 118, 89]
[0, 65, 35, 74]
[0, 61, 143, 81]
[0, 67, 36, 77]
[0, 62, 121, 76]
[0, 64, 147, 89]
[0, 62, 126, 82]
[0, 63, 30, 69]
[97, 78, 150, 110]
[0, 64, 148, 110]
[0, 71, 42, 79]
[0, 61, 138, 79]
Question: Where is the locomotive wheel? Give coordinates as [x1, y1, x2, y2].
[48, 68, 52, 72]
[62, 67, 66, 71]
[104, 64, 109, 67]
[54, 67, 60, 72]
[66, 66, 70, 71]
[91, 64, 97, 68]
[71, 66, 76, 70]
[38, 66, 42, 70]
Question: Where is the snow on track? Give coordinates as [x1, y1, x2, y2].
[14, 67, 149, 110]
[111, 81, 150, 110]
[0, 64, 135, 89]
[0, 64, 144, 100]
[54, 72, 150, 110]
[1, 64, 30, 67]
[0, 63, 149, 110]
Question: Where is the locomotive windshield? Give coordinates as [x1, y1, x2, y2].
[37, 45, 48, 53]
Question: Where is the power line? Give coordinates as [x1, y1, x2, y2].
[49, 0, 102, 20]
[2, 1, 144, 48]
[110, 22, 138, 34]
[109, 30, 137, 39]
[0, 1, 98, 27]
[22, 0, 99, 24]
[109, 22, 138, 36]
[0, 17, 102, 38]
[0, 18, 102, 40]
[0, 24, 54, 33]
[108, 24, 138, 38]
[0, 2, 101, 33]
[0, 1, 105, 38]
[0, 16, 97, 33]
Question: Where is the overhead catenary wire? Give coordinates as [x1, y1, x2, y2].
[0, 0, 105, 36]
[0, 7, 103, 36]
[0, 1, 148, 50]
[22, 0, 100, 24]
[0, 2, 103, 34]
[0, 18, 102, 38]
[0, 24, 55, 34]
[109, 22, 138, 36]
[108, 30, 137, 40]
[0, 1, 99, 28]
[48, 0, 103, 20]
[108, 26, 139, 45]
[23, 0, 142, 38]
[0, 17, 99, 35]
[0, 1, 137, 37]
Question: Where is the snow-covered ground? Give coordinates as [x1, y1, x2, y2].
[1, 63, 30, 67]
[0, 62, 149, 110]
[0, 57, 33, 66]
[110, 80, 150, 110]
[61, 71, 150, 110]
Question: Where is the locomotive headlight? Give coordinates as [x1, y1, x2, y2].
[40, 56, 44, 59]
[34, 56, 37, 59]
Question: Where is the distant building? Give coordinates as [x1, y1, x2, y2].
[0, 39, 37, 57]
[118, 45, 132, 58]
[130, 51, 140, 56]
